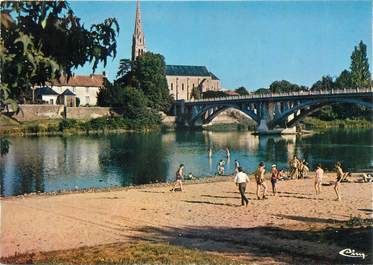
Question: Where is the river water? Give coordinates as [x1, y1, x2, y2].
[0, 129, 372, 196]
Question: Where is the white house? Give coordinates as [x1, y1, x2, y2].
[34, 86, 59, 105]
[48, 74, 105, 106]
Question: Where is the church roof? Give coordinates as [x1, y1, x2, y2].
[166, 65, 211, 77]
[209, 72, 220, 80]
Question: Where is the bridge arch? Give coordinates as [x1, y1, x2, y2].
[189, 103, 258, 126]
[269, 98, 373, 129]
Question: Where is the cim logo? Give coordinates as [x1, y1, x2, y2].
[339, 248, 366, 260]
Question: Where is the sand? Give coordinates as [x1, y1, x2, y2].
[1, 174, 372, 264]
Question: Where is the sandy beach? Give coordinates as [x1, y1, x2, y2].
[1, 174, 372, 264]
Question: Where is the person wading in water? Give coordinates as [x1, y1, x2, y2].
[171, 164, 184, 192]
[226, 147, 231, 160]
[233, 160, 240, 176]
[234, 167, 250, 206]
[255, 162, 267, 200]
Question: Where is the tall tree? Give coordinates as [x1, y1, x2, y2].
[130, 52, 170, 111]
[0, 1, 119, 102]
[116, 58, 132, 85]
[350, 41, 371, 88]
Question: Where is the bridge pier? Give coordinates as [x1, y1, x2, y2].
[257, 119, 269, 133]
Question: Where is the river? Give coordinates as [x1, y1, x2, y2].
[0, 128, 372, 196]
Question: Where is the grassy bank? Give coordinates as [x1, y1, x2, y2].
[0, 116, 161, 136]
[302, 117, 373, 129]
[0, 241, 244, 265]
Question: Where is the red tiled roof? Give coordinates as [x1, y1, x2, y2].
[223, 90, 240, 96]
[49, 74, 105, 87]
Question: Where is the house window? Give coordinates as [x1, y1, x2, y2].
[86, 96, 90, 105]
[49, 99, 54, 105]
[182, 84, 184, 91]
[171, 83, 173, 90]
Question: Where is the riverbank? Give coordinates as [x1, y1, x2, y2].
[302, 117, 373, 129]
[1, 114, 372, 137]
[1, 174, 372, 264]
[0, 115, 163, 136]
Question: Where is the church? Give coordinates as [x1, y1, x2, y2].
[131, 0, 221, 100]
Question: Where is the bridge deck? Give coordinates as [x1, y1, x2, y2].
[182, 88, 373, 105]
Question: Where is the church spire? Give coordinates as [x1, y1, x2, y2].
[132, 0, 145, 61]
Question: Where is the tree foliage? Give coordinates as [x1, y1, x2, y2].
[254, 88, 271, 94]
[0, 1, 119, 102]
[115, 86, 149, 120]
[0, 137, 10, 157]
[310, 75, 334, 91]
[350, 41, 371, 88]
[116, 58, 132, 85]
[235, 86, 249, 95]
[335, 70, 352, 89]
[100, 52, 171, 114]
[202, 90, 227, 98]
[191, 86, 202, 99]
[269, 80, 308, 93]
[130, 52, 170, 111]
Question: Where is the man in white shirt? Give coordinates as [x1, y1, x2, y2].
[234, 167, 250, 206]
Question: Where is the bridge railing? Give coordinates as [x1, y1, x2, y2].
[185, 87, 373, 103]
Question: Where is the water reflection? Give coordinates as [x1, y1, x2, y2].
[0, 129, 372, 196]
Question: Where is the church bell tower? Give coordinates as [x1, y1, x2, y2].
[132, 0, 145, 61]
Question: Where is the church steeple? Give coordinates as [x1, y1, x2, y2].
[132, 0, 145, 61]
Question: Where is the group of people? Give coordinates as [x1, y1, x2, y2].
[233, 160, 347, 206]
[233, 162, 283, 206]
[288, 155, 309, 179]
[315, 161, 346, 201]
[171, 149, 348, 205]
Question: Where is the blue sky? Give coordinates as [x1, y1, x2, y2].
[71, 1, 371, 91]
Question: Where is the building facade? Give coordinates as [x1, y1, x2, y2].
[166, 65, 221, 100]
[48, 74, 105, 106]
[131, 0, 222, 100]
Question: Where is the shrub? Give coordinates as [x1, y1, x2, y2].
[59, 119, 78, 131]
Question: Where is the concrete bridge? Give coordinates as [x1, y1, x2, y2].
[173, 87, 373, 133]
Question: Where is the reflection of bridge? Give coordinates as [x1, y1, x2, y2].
[173, 88, 373, 133]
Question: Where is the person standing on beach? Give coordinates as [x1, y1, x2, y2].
[314, 164, 323, 195]
[255, 162, 267, 199]
[334, 162, 343, 201]
[234, 167, 250, 206]
[171, 164, 184, 192]
[270, 164, 279, 195]
[289, 155, 299, 179]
